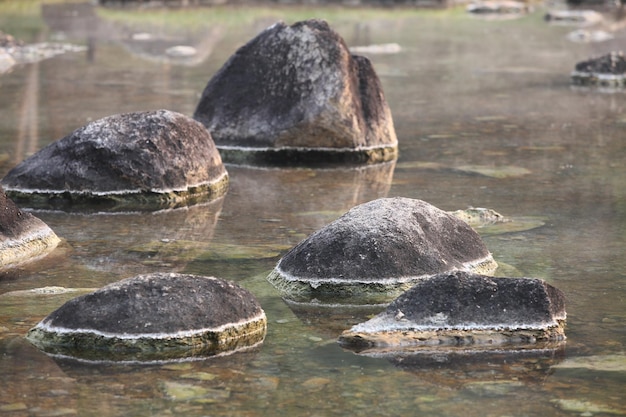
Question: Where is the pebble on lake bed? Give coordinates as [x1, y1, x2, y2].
[26, 273, 267, 363]
[267, 197, 498, 304]
[338, 271, 566, 353]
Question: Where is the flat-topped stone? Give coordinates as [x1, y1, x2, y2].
[0, 186, 60, 270]
[26, 273, 266, 362]
[1, 110, 228, 211]
[267, 197, 497, 303]
[193, 19, 397, 166]
[338, 271, 566, 353]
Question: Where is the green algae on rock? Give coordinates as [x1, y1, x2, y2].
[26, 273, 266, 363]
[267, 197, 498, 304]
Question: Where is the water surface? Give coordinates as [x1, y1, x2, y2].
[0, 2, 624, 416]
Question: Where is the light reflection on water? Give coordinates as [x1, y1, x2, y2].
[0, 2, 625, 416]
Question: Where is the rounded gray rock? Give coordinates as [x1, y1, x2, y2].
[0, 186, 60, 270]
[338, 271, 566, 353]
[1, 110, 228, 211]
[267, 197, 498, 303]
[193, 19, 398, 165]
[27, 273, 267, 362]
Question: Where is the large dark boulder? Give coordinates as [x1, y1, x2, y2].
[338, 271, 566, 353]
[193, 19, 398, 166]
[27, 273, 267, 362]
[267, 197, 498, 304]
[0, 186, 60, 270]
[1, 110, 228, 211]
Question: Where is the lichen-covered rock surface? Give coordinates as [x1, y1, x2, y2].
[193, 19, 397, 165]
[0, 186, 60, 270]
[27, 273, 267, 362]
[267, 197, 497, 303]
[338, 271, 566, 353]
[1, 110, 228, 211]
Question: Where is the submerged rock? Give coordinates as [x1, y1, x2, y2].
[448, 207, 509, 227]
[267, 197, 497, 303]
[193, 19, 398, 166]
[0, 186, 60, 270]
[1, 110, 228, 211]
[338, 271, 566, 353]
[571, 51, 626, 87]
[27, 273, 267, 362]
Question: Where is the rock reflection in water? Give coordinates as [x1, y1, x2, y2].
[222, 161, 395, 244]
[34, 197, 224, 280]
[282, 298, 387, 339]
[352, 343, 566, 389]
[41, 343, 263, 415]
[0, 337, 79, 415]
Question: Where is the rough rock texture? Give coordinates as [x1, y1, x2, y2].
[338, 271, 566, 352]
[267, 197, 497, 303]
[571, 51, 626, 87]
[27, 273, 267, 362]
[193, 19, 398, 165]
[0, 186, 60, 270]
[1, 110, 228, 211]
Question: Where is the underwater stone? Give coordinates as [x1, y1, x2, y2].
[193, 19, 397, 165]
[26, 273, 267, 362]
[266, 197, 498, 303]
[0, 185, 60, 270]
[571, 51, 626, 87]
[338, 271, 566, 352]
[1, 110, 228, 211]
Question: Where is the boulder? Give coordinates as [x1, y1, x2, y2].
[0, 186, 60, 270]
[26, 273, 267, 362]
[338, 271, 566, 353]
[571, 51, 626, 87]
[1, 110, 228, 211]
[544, 10, 603, 25]
[266, 197, 498, 303]
[466, 1, 531, 16]
[193, 19, 398, 165]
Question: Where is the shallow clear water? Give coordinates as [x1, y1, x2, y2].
[0, 2, 625, 416]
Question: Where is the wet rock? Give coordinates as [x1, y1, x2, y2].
[467, 1, 531, 16]
[267, 197, 498, 304]
[193, 19, 398, 166]
[338, 271, 566, 352]
[0, 186, 60, 270]
[26, 273, 267, 362]
[544, 10, 603, 26]
[448, 207, 509, 227]
[1, 110, 228, 211]
[571, 51, 626, 87]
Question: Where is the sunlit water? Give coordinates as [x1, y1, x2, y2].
[0, 2, 624, 416]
